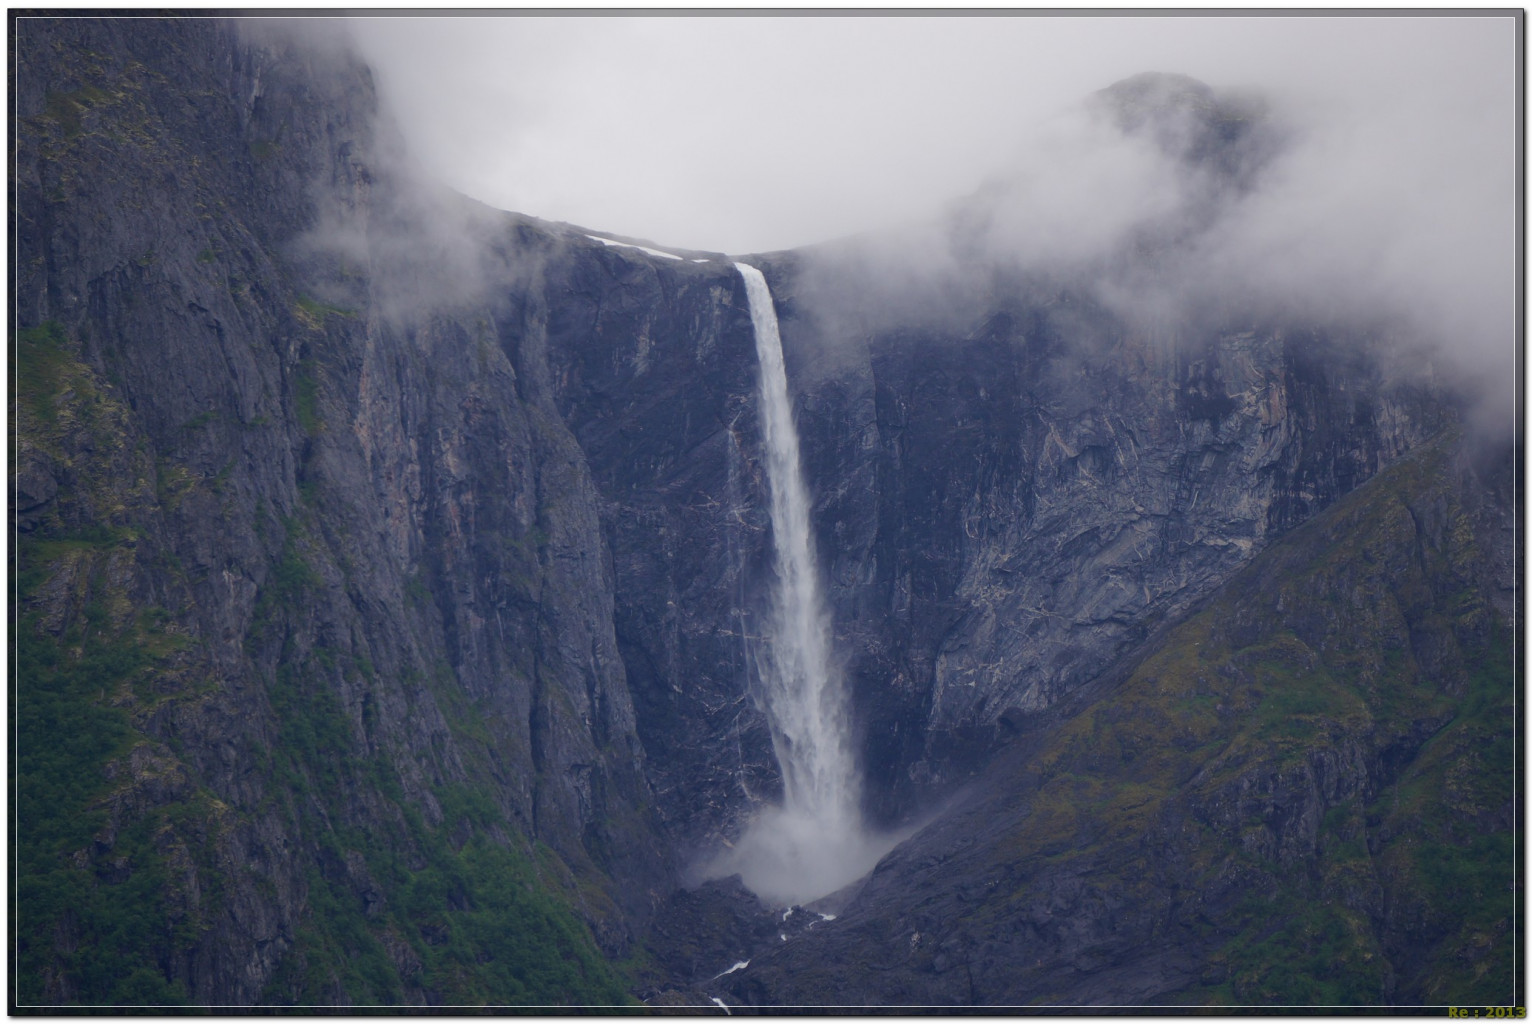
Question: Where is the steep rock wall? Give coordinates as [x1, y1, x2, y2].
[765, 261, 1449, 818]
[549, 232, 1449, 840]
[14, 17, 666, 1005]
[11, 16, 1501, 1009]
[713, 429, 1520, 1008]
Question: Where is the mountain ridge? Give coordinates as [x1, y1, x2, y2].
[11, 17, 1519, 1009]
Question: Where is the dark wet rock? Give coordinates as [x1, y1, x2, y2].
[711, 431, 1519, 1008]
[14, 16, 662, 1006]
[641, 876, 780, 992]
[12, 18, 1515, 1011]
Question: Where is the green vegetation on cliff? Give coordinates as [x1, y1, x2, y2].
[14, 324, 210, 1007]
[722, 429, 1518, 1009]
[13, 321, 633, 1009]
[1003, 433, 1519, 1006]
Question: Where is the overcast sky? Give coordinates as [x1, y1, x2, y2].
[345, 13, 1517, 426]
[349, 14, 1515, 256]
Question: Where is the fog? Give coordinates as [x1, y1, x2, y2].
[350, 16, 1512, 249]
[346, 14, 1517, 429]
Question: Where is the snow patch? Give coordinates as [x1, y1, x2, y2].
[585, 234, 683, 260]
[709, 996, 732, 1014]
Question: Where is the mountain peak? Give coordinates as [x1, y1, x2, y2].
[1091, 71, 1271, 181]
[1096, 71, 1218, 122]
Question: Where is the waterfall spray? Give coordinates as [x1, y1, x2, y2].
[704, 263, 898, 906]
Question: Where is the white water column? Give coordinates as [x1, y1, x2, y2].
[711, 263, 890, 906]
[735, 261, 859, 828]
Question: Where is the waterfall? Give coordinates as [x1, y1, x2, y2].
[737, 261, 859, 828]
[703, 263, 897, 907]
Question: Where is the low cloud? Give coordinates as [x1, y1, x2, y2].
[798, 57, 1516, 432]
[237, 19, 559, 332]
[1188, 78, 1516, 428]
[337, 14, 1515, 429]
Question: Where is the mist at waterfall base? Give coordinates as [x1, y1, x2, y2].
[696, 264, 903, 908]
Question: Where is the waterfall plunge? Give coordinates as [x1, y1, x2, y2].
[738, 262, 856, 828]
[704, 263, 899, 907]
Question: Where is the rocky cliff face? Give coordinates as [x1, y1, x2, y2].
[12, 17, 1517, 1010]
[535, 220, 1451, 848]
[14, 17, 670, 1006]
[765, 259, 1449, 823]
[711, 429, 1519, 1007]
